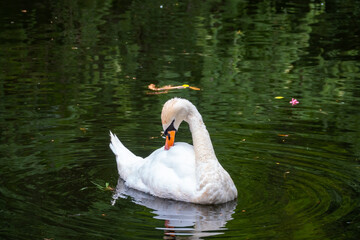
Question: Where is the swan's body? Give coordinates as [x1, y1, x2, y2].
[110, 98, 237, 204]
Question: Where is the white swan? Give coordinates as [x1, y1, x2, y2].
[110, 97, 237, 204]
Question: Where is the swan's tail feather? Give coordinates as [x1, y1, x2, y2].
[109, 131, 123, 156]
[109, 131, 143, 179]
[109, 131, 142, 162]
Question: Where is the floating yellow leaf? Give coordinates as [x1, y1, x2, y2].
[275, 96, 284, 99]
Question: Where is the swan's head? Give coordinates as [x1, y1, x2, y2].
[161, 98, 193, 150]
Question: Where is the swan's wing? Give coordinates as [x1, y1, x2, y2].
[109, 131, 144, 179]
[130, 143, 197, 201]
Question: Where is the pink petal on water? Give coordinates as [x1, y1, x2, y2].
[290, 98, 299, 106]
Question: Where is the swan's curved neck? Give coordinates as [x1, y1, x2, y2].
[186, 107, 217, 163]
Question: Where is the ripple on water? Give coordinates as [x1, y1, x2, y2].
[232, 134, 360, 238]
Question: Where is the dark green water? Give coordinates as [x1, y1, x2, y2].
[1, 0, 360, 239]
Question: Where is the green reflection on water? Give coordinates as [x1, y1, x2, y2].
[0, 0, 359, 239]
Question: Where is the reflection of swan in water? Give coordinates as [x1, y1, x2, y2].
[112, 178, 237, 239]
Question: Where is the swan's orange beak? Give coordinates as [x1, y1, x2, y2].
[165, 130, 176, 150]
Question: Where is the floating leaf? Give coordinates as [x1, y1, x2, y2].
[148, 83, 200, 93]
[147, 90, 169, 95]
[91, 181, 114, 191]
[278, 134, 289, 137]
[189, 86, 200, 90]
[105, 183, 114, 191]
[275, 96, 284, 99]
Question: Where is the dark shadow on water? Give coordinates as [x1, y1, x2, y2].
[112, 178, 237, 239]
